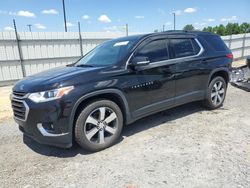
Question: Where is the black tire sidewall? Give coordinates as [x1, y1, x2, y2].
[75, 100, 123, 152]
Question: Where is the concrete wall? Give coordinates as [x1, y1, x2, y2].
[0, 32, 249, 84]
[221, 33, 250, 59]
[0, 32, 130, 83]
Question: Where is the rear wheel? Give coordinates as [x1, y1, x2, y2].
[75, 100, 123, 152]
[204, 76, 227, 109]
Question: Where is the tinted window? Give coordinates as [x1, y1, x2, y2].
[75, 38, 138, 66]
[203, 35, 228, 51]
[191, 39, 201, 54]
[135, 40, 169, 63]
[170, 39, 196, 58]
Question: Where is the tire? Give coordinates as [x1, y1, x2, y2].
[75, 100, 123, 152]
[204, 76, 227, 110]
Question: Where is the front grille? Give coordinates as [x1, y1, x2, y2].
[12, 91, 27, 98]
[11, 91, 29, 121]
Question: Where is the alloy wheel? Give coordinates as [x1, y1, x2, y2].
[84, 107, 118, 144]
[211, 81, 225, 105]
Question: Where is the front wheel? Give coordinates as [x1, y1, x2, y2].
[75, 100, 123, 152]
[204, 76, 227, 109]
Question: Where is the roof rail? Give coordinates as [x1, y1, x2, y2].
[164, 30, 188, 33]
[162, 30, 214, 35]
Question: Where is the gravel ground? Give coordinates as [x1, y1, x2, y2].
[0, 86, 12, 123]
[232, 59, 247, 67]
[0, 84, 249, 188]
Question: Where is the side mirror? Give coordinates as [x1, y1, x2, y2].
[130, 56, 150, 67]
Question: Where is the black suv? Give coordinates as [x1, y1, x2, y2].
[11, 31, 233, 151]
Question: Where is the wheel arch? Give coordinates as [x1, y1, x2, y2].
[69, 89, 131, 135]
[207, 68, 230, 86]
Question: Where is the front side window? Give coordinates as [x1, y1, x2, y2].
[170, 39, 199, 58]
[75, 38, 138, 67]
[134, 39, 169, 63]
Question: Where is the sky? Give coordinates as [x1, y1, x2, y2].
[0, 0, 249, 33]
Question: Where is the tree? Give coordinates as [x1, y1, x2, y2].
[216, 24, 226, 36]
[212, 26, 218, 34]
[240, 22, 250, 33]
[203, 26, 213, 33]
[201, 22, 250, 36]
[183, 24, 195, 31]
[225, 23, 240, 35]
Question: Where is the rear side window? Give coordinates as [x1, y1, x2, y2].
[203, 35, 228, 51]
[135, 39, 169, 63]
[170, 39, 199, 58]
[191, 39, 201, 54]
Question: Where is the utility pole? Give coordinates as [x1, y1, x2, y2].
[172, 12, 176, 30]
[62, 0, 67, 32]
[78, 21, 83, 57]
[125, 24, 128, 36]
[27, 24, 32, 32]
[163, 24, 165, 32]
[13, 19, 26, 77]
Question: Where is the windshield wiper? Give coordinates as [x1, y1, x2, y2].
[75, 64, 94, 67]
[66, 63, 75, 67]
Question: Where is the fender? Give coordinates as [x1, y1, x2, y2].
[204, 67, 230, 99]
[69, 89, 132, 132]
[207, 67, 230, 86]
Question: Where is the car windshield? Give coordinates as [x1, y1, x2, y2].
[75, 38, 138, 67]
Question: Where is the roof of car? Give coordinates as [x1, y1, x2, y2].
[110, 31, 216, 44]
[147, 30, 216, 37]
[122, 30, 216, 40]
[164, 30, 214, 34]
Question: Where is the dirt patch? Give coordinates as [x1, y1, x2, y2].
[0, 86, 12, 123]
[232, 59, 247, 67]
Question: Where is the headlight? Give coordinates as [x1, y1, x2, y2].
[28, 86, 74, 103]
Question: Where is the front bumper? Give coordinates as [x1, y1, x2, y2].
[12, 95, 73, 148]
[18, 124, 72, 148]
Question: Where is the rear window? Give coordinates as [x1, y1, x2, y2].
[203, 35, 228, 52]
[170, 39, 199, 58]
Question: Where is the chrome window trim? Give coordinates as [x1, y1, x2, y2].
[125, 38, 204, 69]
[12, 98, 29, 122]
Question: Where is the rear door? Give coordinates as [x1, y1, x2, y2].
[168, 37, 206, 104]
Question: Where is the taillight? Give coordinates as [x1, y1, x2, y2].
[227, 53, 234, 59]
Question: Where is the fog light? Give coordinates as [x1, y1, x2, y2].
[42, 122, 54, 133]
[37, 123, 69, 137]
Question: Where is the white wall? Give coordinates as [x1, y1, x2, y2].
[221, 33, 250, 59]
[0, 32, 131, 81]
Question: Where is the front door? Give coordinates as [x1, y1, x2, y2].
[126, 37, 176, 118]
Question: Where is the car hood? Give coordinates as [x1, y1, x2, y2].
[13, 66, 104, 93]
